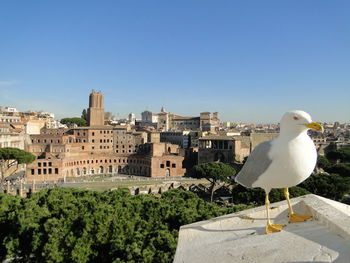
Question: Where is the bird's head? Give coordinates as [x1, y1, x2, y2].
[280, 110, 324, 134]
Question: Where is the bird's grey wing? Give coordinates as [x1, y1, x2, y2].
[235, 140, 273, 188]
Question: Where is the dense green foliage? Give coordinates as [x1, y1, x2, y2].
[231, 185, 310, 205]
[0, 188, 248, 263]
[299, 173, 350, 200]
[0, 148, 36, 165]
[326, 147, 350, 163]
[325, 163, 350, 178]
[60, 118, 87, 127]
[316, 155, 331, 169]
[192, 162, 236, 183]
[192, 162, 236, 202]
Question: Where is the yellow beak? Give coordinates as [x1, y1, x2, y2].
[305, 122, 324, 133]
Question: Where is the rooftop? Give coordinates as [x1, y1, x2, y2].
[174, 194, 350, 263]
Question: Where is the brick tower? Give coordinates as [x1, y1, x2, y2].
[87, 90, 105, 126]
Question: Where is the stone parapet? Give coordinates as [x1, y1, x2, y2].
[174, 194, 350, 263]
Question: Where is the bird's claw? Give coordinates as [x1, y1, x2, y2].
[289, 213, 312, 223]
[265, 223, 286, 234]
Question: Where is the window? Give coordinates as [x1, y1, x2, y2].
[92, 139, 95, 143]
[38, 162, 42, 167]
[55, 168, 58, 174]
[48, 162, 52, 166]
[166, 161, 170, 167]
[92, 132, 95, 136]
[160, 164, 164, 168]
[38, 169, 41, 175]
[31, 169, 34, 175]
[92, 146, 95, 149]
[43, 169, 47, 174]
[82, 146, 85, 150]
[172, 163, 176, 168]
[48, 168, 52, 174]
[43, 162, 47, 167]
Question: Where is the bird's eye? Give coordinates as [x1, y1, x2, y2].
[293, 116, 299, 120]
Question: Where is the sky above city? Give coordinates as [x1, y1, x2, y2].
[0, 0, 349, 123]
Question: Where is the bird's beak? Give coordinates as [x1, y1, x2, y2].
[305, 122, 324, 133]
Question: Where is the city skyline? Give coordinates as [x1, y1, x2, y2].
[1, 1, 349, 123]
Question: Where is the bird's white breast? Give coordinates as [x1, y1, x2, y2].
[252, 133, 317, 191]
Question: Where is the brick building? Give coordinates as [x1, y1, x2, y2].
[25, 91, 186, 182]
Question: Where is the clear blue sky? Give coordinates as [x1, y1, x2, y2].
[0, 0, 349, 123]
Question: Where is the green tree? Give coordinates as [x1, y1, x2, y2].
[61, 117, 87, 127]
[299, 173, 350, 201]
[231, 185, 310, 205]
[0, 147, 36, 181]
[0, 188, 249, 263]
[192, 162, 236, 202]
[326, 147, 350, 163]
[326, 163, 350, 177]
[316, 155, 331, 170]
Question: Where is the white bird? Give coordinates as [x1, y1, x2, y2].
[235, 110, 323, 234]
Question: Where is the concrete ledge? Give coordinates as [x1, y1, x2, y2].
[174, 194, 350, 263]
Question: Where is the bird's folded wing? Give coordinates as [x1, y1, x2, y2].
[235, 141, 273, 188]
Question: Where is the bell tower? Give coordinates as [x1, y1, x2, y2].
[87, 90, 105, 126]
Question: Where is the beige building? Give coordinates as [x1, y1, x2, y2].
[0, 123, 26, 149]
[198, 135, 250, 164]
[198, 133, 280, 164]
[141, 108, 219, 132]
[25, 91, 186, 183]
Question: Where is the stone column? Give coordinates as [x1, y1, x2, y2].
[32, 179, 36, 193]
[19, 179, 23, 197]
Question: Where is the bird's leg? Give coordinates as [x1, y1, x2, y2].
[284, 188, 312, 223]
[265, 193, 285, 234]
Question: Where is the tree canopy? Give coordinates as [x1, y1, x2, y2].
[326, 147, 350, 163]
[0, 148, 36, 164]
[299, 173, 350, 201]
[192, 162, 236, 202]
[0, 148, 36, 180]
[60, 117, 87, 127]
[0, 188, 249, 263]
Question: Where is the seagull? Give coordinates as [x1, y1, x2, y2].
[235, 110, 323, 234]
